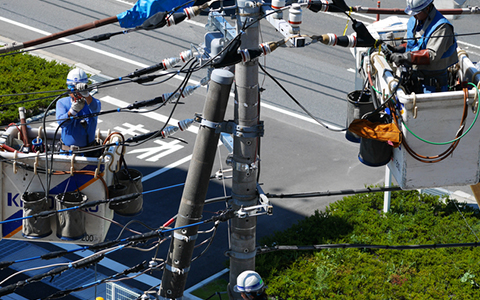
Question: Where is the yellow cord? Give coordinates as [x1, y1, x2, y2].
[342, 7, 353, 36]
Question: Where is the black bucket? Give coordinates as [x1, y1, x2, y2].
[358, 113, 393, 167]
[346, 90, 374, 143]
[109, 169, 143, 216]
[56, 192, 87, 240]
[22, 192, 52, 238]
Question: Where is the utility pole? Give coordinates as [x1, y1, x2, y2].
[159, 69, 234, 299]
[227, 0, 261, 299]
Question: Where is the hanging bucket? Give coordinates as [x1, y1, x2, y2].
[107, 183, 128, 211]
[345, 90, 374, 143]
[109, 169, 143, 216]
[358, 113, 393, 167]
[22, 192, 52, 238]
[56, 192, 87, 240]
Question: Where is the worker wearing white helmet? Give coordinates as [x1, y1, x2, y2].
[234, 270, 268, 300]
[388, 0, 457, 93]
[56, 68, 101, 155]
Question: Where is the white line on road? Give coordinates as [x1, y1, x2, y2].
[142, 154, 193, 182]
[52, 243, 161, 287]
[99, 96, 199, 134]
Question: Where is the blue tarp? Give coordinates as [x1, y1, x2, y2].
[117, 0, 193, 28]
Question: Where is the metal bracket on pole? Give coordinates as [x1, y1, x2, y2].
[195, 116, 265, 138]
[257, 183, 273, 215]
[165, 264, 190, 275]
[227, 184, 273, 217]
[226, 156, 258, 175]
[173, 232, 198, 242]
[207, 12, 237, 41]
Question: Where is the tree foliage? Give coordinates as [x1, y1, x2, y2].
[0, 51, 71, 125]
[257, 190, 480, 299]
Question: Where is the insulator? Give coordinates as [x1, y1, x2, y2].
[289, 4, 303, 27]
[161, 126, 179, 138]
[184, 7, 199, 20]
[271, 0, 285, 10]
[320, 34, 357, 47]
[240, 49, 251, 62]
[178, 118, 195, 131]
[162, 92, 180, 103]
[162, 57, 181, 70]
[200, 76, 210, 86]
[321, 33, 338, 46]
[181, 85, 199, 98]
[166, 12, 187, 27]
[298, 0, 329, 13]
[179, 49, 199, 62]
[260, 43, 272, 55]
[271, 0, 285, 18]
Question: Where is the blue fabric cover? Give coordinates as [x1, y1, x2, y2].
[117, 0, 192, 28]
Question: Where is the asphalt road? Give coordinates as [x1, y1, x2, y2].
[1, 0, 480, 298]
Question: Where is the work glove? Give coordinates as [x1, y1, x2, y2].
[69, 98, 86, 116]
[75, 83, 90, 97]
[390, 52, 412, 66]
[386, 44, 406, 53]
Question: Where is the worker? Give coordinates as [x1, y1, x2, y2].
[234, 270, 269, 300]
[56, 68, 101, 156]
[388, 0, 458, 93]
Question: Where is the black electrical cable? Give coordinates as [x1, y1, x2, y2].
[266, 186, 402, 199]
[256, 242, 480, 255]
[0, 92, 68, 108]
[127, 58, 198, 148]
[43, 259, 152, 299]
[191, 222, 219, 262]
[258, 63, 347, 132]
[115, 219, 156, 240]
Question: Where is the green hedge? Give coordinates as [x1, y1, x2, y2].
[0, 51, 71, 125]
[257, 190, 480, 299]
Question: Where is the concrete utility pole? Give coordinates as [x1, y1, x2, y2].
[159, 69, 234, 299]
[227, 1, 261, 299]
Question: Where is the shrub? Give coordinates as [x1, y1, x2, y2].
[257, 190, 480, 299]
[0, 51, 71, 125]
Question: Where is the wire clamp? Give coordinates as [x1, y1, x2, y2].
[34, 151, 40, 175]
[195, 116, 264, 138]
[226, 155, 258, 175]
[236, 203, 272, 218]
[411, 92, 418, 119]
[195, 115, 223, 132]
[13, 150, 18, 174]
[173, 232, 198, 242]
[94, 154, 105, 178]
[233, 121, 264, 138]
[70, 154, 76, 176]
[165, 264, 190, 275]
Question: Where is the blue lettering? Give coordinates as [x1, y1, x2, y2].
[88, 206, 99, 213]
[7, 193, 21, 207]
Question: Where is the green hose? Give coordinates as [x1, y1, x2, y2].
[401, 82, 480, 145]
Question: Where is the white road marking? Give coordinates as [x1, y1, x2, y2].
[51, 243, 161, 287]
[142, 154, 193, 182]
[99, 96, 199, 134]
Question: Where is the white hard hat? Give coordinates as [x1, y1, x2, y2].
[234, 271, 264, 293]
[66, 68, 88, 86]
[405, 0, 433, 15]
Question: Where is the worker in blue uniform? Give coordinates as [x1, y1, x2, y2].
[56, 68, 101, 155]
[389, 0, 458, 93]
